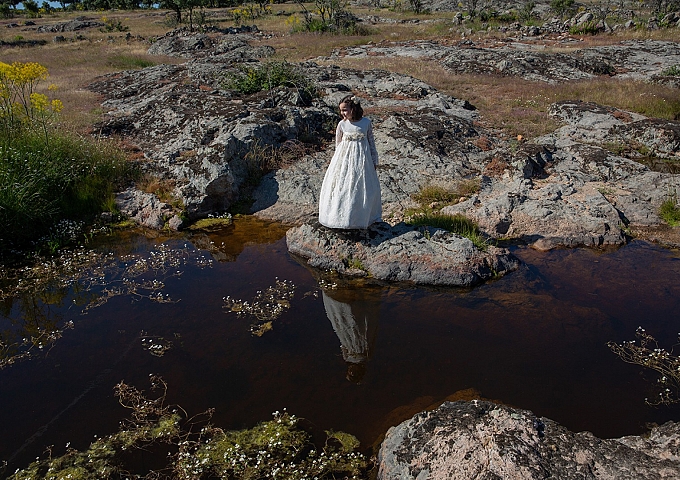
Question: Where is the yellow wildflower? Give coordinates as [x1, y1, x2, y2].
[30, 92, 49, 112]
[51, 99, 64, 113]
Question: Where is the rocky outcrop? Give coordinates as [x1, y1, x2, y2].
[331, 40, 680, 84]
[437, 101, 680, 249]
[90, 33, 479, 222]
[286, 222, 519, 286]
[378, 400, 680, 479]
[147, 29, 268, 58]
[36, 18, 104, 33]
[89, 32, 680, 250]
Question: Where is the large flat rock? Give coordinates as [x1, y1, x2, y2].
[286, 222, 519, 287]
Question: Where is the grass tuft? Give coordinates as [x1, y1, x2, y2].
[108, 55, 156, 70]
[661, 65, 680, 76]
[407, 212, 488, 250]
[659, 194, 680, 226]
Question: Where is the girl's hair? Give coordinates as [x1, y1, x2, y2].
[339, 95, 363, 120]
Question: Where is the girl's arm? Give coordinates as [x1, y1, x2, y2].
[335, 121, 343, 146]
[367, 120, 379, 167]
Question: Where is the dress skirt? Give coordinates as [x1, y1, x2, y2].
[318, 129, 382, 229]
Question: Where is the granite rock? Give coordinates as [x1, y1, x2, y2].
[378, 400, 680, 479]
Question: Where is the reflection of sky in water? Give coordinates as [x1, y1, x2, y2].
[1, 218, 680, 472]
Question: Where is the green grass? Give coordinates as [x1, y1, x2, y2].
[0, 129, 134, 251]
[108, 55, 156, 70]
[659, 195, 680, 226]
[661, 65, 680, 76]
[407, 212, 489, 250]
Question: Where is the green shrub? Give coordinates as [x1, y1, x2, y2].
[225, 61, 316, 97]
[518, 1, 535, 22]
[1, 61, 134, 253]
[661, 65, 680, 76]
[659, 194, 680, 226]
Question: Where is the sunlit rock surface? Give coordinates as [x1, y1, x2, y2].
[286, 222, 519, 287]
[90, 31, 680, 249]
[378, 400, 680, 479]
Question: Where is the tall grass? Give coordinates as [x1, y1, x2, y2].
[1, 61, 134, 254]
[1, 129, 133, 250]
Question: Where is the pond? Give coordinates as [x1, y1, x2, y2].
[1, 216, 680, 473]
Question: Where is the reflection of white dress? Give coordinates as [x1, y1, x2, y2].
[322, 291, 369, 364]
[318, 118, 382, 229]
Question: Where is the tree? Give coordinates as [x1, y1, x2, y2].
[22, 0, 40, 16]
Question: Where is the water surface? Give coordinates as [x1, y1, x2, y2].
[1, 217, 679, 472]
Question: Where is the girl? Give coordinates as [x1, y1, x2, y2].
[318, 95, 382, 229]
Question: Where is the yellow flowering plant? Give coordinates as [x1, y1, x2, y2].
[0, 61, 63, 142]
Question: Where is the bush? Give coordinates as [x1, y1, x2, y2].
[550, 0, 575, 18]
[293, 0, 365, 34]
[659, 194, 680, 226]
[518, 1, 535, 22]
[225, 61, 316, 97]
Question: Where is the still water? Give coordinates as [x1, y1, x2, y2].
[1, 216, 680, 472]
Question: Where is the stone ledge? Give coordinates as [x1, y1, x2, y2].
[286, 222, 519, 287]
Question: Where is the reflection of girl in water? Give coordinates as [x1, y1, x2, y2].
[321, 288, 379, 384]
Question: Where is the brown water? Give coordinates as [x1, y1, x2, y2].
[1, 216, 680, 473]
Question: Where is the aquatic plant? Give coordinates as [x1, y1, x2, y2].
[188, 214, 233, 232]
[0, 243, 213, 368]
[8, 376, 368, 480]
[140, 332, 177, 357]
[608, 327, 680, 405]
[223, 279, 296, 336]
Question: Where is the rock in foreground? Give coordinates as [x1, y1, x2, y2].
[286, 222, 519, 287]
[378, 400, 680, 479]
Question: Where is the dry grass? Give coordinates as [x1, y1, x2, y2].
[1, 10, 181, 131]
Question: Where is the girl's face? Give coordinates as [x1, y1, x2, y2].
[339, 102, 353, 121]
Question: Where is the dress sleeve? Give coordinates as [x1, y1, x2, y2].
[367, 119, 379, 166]
[335, 121, 343, 146]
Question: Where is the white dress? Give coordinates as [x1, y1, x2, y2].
[318, 117, 382, 229]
